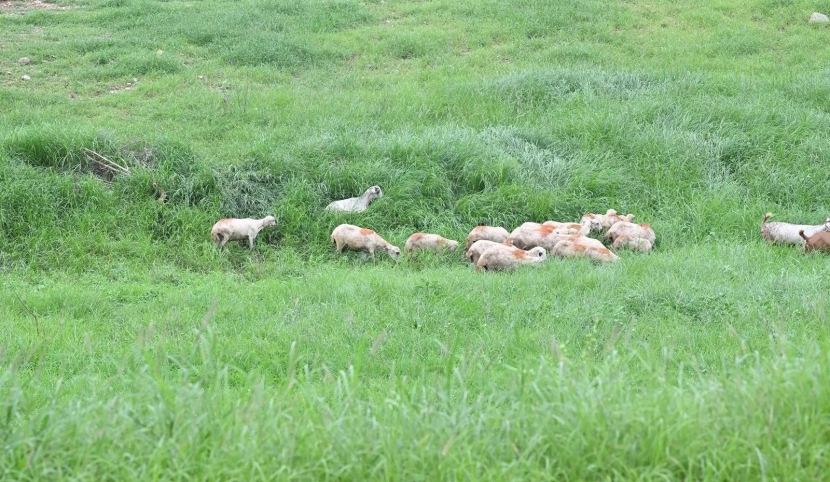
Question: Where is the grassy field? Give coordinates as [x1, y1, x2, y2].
[2, 0, 830, 479]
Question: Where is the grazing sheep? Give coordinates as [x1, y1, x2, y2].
[326, 186, 383, 213]
[507, 224, 574, 250]
[465, 239, 514, 264]
[553, 240, 619, 262]
[612, 234, 653, 252]
[605, 222, 656, 244]
[799, 230, 830, 253]
[475, 245, 547, 272]
[465, 225, 510, 251]
[761, 213, 830, 246]
[331, 224, 400, 259]
[580, 209, 635, 233]
[211, 216, 276, 250]
[404, 233, 459, 254]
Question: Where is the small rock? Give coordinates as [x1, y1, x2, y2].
[18, 57, 30, 65]
[809, 12, 830, 23]
[197, 75, 205, 80]
[21, 75, 30, 81]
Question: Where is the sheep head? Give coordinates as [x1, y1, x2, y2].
[386, 245, 401, 259]
[528, 247, 547, 260]
[365, 186, 383, 202]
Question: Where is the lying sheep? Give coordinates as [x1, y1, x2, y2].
[404, 233, 459, 254]
[799, 230, 830, 253]
[559, 235, 606, 250]
[580, 209, 635, 233]
[465, 239, 514, 264]
[761, 213, 830, 246]
[605, 221, 656, 244]
[612, 234, 653, 252]
[465, 225, 510, 251]
[541, 220, 589, 235]
[211, 216, 276, 250]
[553, 240, 619, 262]
[326, 186, 383, 213]
[475, 245, 547, 272]
[331, 224, 400, 259]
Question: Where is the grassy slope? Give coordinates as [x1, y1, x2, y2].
[2, 0, 830, 479]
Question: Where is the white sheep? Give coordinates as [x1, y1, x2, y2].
[465, 239, 514, 264]
[404, 233, 459, 254]
[553, 240, 619, 262]
[507, 224, 573, 250]
[580, 209, 635, 233]
[331, 223, 400, 259]
[475, 245, 547, 272]
[604, 221, 656, 244]
[761, 213, 830, 246]
[465, 225, 510, 251]
[541, 220, 589, 235]
[210, 216, 276, 250]
[326, 186, 383, 213]
[612, 234, 653, 252]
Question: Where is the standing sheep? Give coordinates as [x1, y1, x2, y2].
[326, 186, 383, 213]
[331, 224, 401, 259]
[475, 246, 547, 272]
[404, 233, 459, 255]
[761, 213, 830, 246]
[465, 225, 510, 251]
[211, 216, 276, 250]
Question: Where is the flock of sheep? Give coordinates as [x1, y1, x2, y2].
[210, 185, 830, 272]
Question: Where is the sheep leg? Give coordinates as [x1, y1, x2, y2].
[217, 234, 228, 248]
[248, 235, 255, 250]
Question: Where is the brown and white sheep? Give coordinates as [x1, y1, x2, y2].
[465, 225, 510, 251]
[604, 221, 656, 244]
[326, 186, 383, 213]
[465, 239, 515, 264]
[211, 216, 276, 250]
[761, 213, 830, 246]
[475, 245, 547, 272]
[404, 233, 459, 254]
[580, 209, 635, 234]
[541, 220, 589, 235]
[331, 224, 401, 259]
[799, 230, 830, 253]
[612, 234, 653, 252]
[507, 224, 574, 250]
[553, 240, 619, 263]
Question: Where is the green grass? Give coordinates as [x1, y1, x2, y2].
[2, 0, 830, 479]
